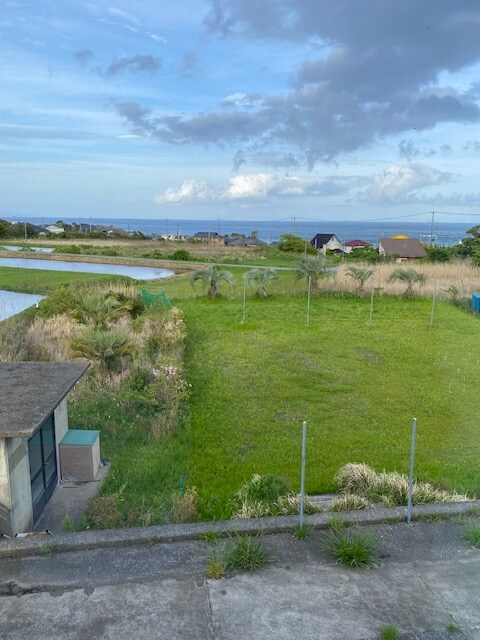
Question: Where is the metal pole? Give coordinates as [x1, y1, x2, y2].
[429, 284, 437, 327]
[430, 211, 435, 246]
[299, 421, 307, 527]
[241, 276, 246, 324]
[369, 287, 374, 323]
[24, 221, 27, 248]
[407, 417, 417, 524]
[306, 276, 311, 326]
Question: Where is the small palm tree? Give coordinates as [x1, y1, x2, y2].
[295, 255, 334, 294]
[244, 267, 278, 298]
[71, 328, 137, 372]
[191, 266, 234, 299]
[346, 266, 376, 296]
[69, 293, 124, 329]
[389, 268, 426, 297]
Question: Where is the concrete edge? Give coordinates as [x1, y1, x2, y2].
[1, 500, 478, 559]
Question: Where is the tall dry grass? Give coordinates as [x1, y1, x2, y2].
[324, 261, 480, 299]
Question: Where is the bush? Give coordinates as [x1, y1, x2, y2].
[278, 233, 316, 254]
[322, 529, 377, 567]
[170, 249, 192, 261]
[70, 328, 137, 372]
[85, 494, 123, 529]
[38, 286, 79, 317]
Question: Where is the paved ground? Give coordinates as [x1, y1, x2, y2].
[0, 518, 479, 640]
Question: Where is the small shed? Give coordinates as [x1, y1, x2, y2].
[0, 362, 89, 536]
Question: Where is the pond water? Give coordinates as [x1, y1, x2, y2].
[0, 290, 44, 321]
[0, 257, 174, 280]
[1, 245, 54, 253]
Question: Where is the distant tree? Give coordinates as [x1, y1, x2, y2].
[389, 268, 426, 297]
[345, 266, 376, 296]
[425, 245, 451, 262]
[295, 255, 334, 294]
[191, 266, 234, 299]
[453, 225, 480, 258]
[250, 230, 259, 239]
[0, 219, 10, 238]
[244, 267, 278, 298]
[278, 233, 316, 254]
[345, 246, 379, 263]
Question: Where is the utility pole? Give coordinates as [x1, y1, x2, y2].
[24, 221, 27, 248]
[430, 211, 435, 246]
[293, 217, 297, 234]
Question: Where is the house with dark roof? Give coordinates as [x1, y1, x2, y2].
[311, 233, 342, 254]
[378, 237, 427, 261]
[343, 239, 370, 254]
[224, 236, 266, 247]
[0, 362, 101, 536]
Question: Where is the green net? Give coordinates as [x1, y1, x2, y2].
[141, 288, 173, 309]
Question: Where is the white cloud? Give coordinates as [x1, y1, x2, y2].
[154, 180, 216, 204]
[361, 164, 454, 204]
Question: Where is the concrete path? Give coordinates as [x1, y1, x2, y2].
[0, 519, 478, 640]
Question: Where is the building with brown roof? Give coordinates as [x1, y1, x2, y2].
[378, 237, 427, 261]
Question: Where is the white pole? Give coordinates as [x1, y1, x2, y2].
[299, 421, 307, 527]
[306, 276, 311, 326]
[369, 287, 374, 323]
[241, 276, 246, 324]
[407, 417, 417, 524]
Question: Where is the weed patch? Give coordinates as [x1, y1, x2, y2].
[321, 529, 377, 568]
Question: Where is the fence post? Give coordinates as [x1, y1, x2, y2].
[299, 421, 307, 527]
[369, 286, 375, 323]
[429, 284, 437, 327]
[306, 276, 311, 326]
[241, 276, 246, 324]
[407, 417, 417, 524]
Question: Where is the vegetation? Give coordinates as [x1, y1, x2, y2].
[328, 495, 371, 511]
[345, 266, 375, 296]
[226, 534, 268, 571]
[295, 255, 334, 294]
[278, 233, 316, 254]
[389, 268, 427, 297]
[244, 267, 279, 298]
[293, 524, 312, 540]
[191, 266, 234, 298]
[205, 550, 228, 579]
[0, 266, 125, 294]
[321, 528, 377, 567]
[464, 523, 480, 548]
[380, 626, 399, 640]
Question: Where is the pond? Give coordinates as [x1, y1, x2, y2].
[1, 245, 54, 253]
[0, 257, 174, 280]
[0, 290, 44, 321]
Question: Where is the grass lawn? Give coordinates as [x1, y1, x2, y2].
[0, 266, 129, 294]
[150, 280, 480, 520]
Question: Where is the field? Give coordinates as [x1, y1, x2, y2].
[0, 266, 128, 294]
[144, 274, 480, 519]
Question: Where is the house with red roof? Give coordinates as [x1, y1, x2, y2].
[343, 239, 370, 254]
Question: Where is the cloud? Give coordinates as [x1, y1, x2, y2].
[104, 55, 161, 76]
[360, 164, 453, 205]
[232, 150, 246, 171]
[73, 49, 94, 66]
[115, 2, 480, 166]
[154, 172, 366, 204]
[107, 6, 139, 25]
[178, 52, 197, 78]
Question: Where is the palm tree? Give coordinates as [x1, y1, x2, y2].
[191, 266, 234, 299]
[69, 293, 124, 329]
[389, 268, 426, 297]
[295, 255, 334, 294]
[71, 328, 137, 372]
[244, 267, 278, 298]
[345, 266, 376, 296]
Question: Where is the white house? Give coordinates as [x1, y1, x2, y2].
[310, 233, 342, 254]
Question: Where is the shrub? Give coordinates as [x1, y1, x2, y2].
[85, 494, 124, 529]
[335, 463, 378, 496]
[38, 286, 79, 317]
[171, 487, 198, 523]
[227, 535, 268, 571]
[322, 529, 377, 568]
[70, 328, 137, 372]
[238, 474, 289, 504]
[170, 249, 192, 261]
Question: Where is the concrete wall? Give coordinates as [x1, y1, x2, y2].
[0, 438, 12, 535]
[7, 438, 33, 535]
[54, 399, 68, 479]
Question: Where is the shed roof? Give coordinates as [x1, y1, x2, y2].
[379, 237, 427, 258]
[344, 239, 370, 247]
[0, 362, 89, 438]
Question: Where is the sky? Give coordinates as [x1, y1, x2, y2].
[2, 0, 480, 222]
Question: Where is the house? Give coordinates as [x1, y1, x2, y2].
[378, 236, 427, 261]
[224, 236, 265, 247]
[343, 239, 370, 254]
[43, 224, 65, 235]
[311, 233, 342, 254]
[0, 362, 101, 536]
[158, 233, 188, 242]
[193, 232, 225, 246]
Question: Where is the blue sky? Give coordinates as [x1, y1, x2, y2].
[2, 0, 480, 222]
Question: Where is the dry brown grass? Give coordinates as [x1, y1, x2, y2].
[325, 261, 480, 299]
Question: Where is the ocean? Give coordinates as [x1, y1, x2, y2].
[5, 216, 476, 246]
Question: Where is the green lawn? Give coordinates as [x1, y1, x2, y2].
[160, 289, 480, 519]
[0, 266, 129, 294]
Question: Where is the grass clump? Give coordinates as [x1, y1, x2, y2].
[205, 550, 228, 579]
[61, 515, 75, 532]
[292, 524, 312, 540]
[227, 535, 268, 572]
[328, 494, 371, 512]
[198, 530, 219, 544]
[380, 626, 399, 640]
[42, 541, 60, 556]
[446, 622, 462, 634]
[322, 528, 377, 568]
[327, 516, 350, 532]
[464, 523, 480, 548]
[335, 463, 468, 507]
